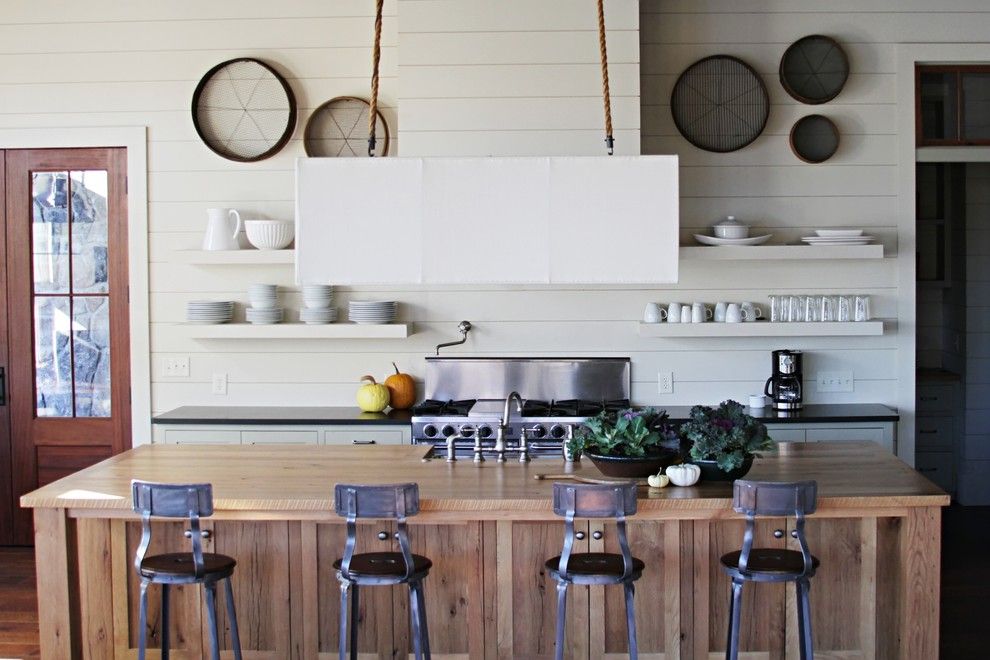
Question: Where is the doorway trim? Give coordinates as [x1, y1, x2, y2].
[0, 127, 150, 444]
[897, 44, 990, 466]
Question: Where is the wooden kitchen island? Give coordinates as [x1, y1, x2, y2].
[21, 442, 947, 660]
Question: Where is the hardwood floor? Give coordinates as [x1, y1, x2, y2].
[0, 506, 985, 658]
[0, 547, 39, 659]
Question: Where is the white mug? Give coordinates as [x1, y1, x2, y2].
[643, 302, 667, 324]
[667, 302, 683, 323]
[725, 303, 743, 323]
[740, 302, 763, 323]
[714, 302, 728, 323]
[203, 208, 242, 251]
[748, 394, 768, 409]
[691, 302, 713, 323]
[680, 306, 692, 324]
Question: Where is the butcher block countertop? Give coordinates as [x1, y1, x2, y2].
[21, 441, 948, 517]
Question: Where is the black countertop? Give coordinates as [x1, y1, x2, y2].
[153, 403, 896, 426]
[663, 403, 898, 424]
[153, 406, 413, 425]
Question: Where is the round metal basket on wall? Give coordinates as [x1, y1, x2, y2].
[303, 97, 390, 157]
[191, 58, 297, 162]
[779, 35, 849, 104]
[670, 55, 770, 153]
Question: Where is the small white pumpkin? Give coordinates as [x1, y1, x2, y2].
[647, 473, 670, 489]
[666, 463, 701, 487]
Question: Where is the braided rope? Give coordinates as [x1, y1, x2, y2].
[596, 0, 614, 154]
[368, 0, 384, 156]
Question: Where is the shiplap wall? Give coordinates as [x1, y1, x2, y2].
[6, 0, 990, 450]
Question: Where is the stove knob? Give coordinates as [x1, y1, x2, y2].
[550, 424, 566, 439]
[423, 425, 439, 438]
[478, 425, 493, 438]
[531, 425, 547, 439]
[441, 425, 456, 438]
[459, 425, 476, 438]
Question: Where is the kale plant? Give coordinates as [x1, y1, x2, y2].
[567, 408, 676, 458]
[681, 400, 773, 471]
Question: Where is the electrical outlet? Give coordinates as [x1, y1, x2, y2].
[211, 373, 228, 396]
[816, 371, 854, 393]
[658, 370, 673, 394]
[164, 356, 189, 378]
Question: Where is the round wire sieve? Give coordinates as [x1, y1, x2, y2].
[304, 97, 390, 157]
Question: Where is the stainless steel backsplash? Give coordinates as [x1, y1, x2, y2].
[423, 357, 631, 402]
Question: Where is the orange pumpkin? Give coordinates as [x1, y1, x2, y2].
[384, 362, 416, 410]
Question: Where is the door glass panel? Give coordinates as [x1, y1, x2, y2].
[31, 171, 70, 293]
[919, 71, 958, 141]
[72, 296, 111, 417]
[34, 296, 73, 417]
[963, 73, 990, 140]
[70, 170, 109, 294]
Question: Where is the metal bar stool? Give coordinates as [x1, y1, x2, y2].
[545, 482, 643, 660]
[721, 480, 819, 660]
[333, 483, 432, 660]
[131, 480, 242, 660]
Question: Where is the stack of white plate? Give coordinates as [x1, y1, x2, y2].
[186, 300, 234, 324]
[302, 284, 334, 309]
[246, 307, 284, 324]
[348, 300, 397, 324]
[801, 229, 875, 246]
[300, 307, 338, 324]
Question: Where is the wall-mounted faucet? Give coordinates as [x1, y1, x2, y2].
[435, 320, 472, 355]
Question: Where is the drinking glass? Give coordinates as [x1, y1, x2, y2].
[854, 295, 872, 322]
[788, 295, 806, 322]
[838, 295, 853, 322]
[769, 295, 782, 322]
[805, 295, 821, 322]
[820, 296, 838, 322]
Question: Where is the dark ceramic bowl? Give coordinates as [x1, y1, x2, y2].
[694, 455, 754, 482]
[585, 450, 680, 478]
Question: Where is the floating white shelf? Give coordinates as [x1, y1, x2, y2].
[172, 250, 295, 265]
[181, 323, 411, 339]
[679, 244, 884, 261]
[638, 321, 886, 338]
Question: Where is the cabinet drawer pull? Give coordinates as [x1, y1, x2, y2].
[920, 396, 937, 402]
[592, 531, 603, 541]
[575, 531, 586, 540]
[377, 531, 389, 540]
[352, 439, 377, 445]
[919, 429, 938, 434]
[917, 467, 938, 473]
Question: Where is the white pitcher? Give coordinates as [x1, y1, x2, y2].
[202, 208, 242, 251]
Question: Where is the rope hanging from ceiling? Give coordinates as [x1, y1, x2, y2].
[368, 0, 384, 156]
[596, 0, 614, 155]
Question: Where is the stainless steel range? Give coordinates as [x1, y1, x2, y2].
[411, 357, 631, 462]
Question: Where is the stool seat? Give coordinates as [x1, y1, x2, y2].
[545, 552, 645, 584]
[720, 549, 819, 582]
[139, 552, 237, 582]
[333, 552, 432, 580]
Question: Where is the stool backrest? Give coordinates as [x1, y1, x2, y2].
[334, 483, 419, 581]
[131, 480, 214, 579]
[732, 480, 818, 577]
[552, 482, 638, 580]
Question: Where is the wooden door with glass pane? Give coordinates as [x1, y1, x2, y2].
[2, 148, 130, 545]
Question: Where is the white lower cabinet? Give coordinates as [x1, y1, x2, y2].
[763, 421, 896, 453]
[154, 423, 411, 446]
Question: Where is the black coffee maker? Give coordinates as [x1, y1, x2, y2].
[764, 350, 803, 411]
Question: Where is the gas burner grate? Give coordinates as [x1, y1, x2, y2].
[411, 399, 477, 416]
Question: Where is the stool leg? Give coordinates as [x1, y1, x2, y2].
[204, 582, 221, 660]
[796, 578, 814, 660]
[137, 579, 149, 660]
[338, 580, 351, 660]
[409, 581, 424, 660]
[350, 584, 359, 660]
[726, 578, 744, 660]
[624, 581, 638, 660]
[161, 583, 170, 660]
[413, 580, 432, 659]
[224, 578, 243, 660]
[554, 580, 568, 660]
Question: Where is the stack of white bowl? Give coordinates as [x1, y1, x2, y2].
[300, 284, 337, 324]
[348, 300, 397, 324]
[186, 300, 234, 324]
[246, 283, 284, 324]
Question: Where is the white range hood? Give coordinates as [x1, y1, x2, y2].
[295, 155, 679, 285]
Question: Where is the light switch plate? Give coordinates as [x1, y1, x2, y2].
[816, 371, 853, 393]
[164, 357, 189, 378]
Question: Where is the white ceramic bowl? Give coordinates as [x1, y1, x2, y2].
[245, 220, 294, 250]
[712, 222, 750, 239]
